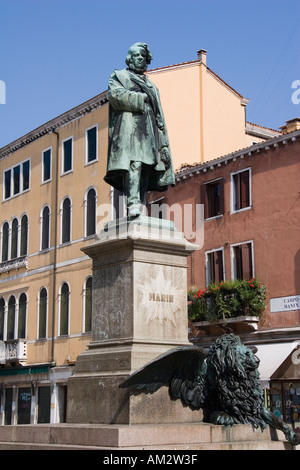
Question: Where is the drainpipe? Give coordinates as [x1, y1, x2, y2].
[51, 129, 59, 366]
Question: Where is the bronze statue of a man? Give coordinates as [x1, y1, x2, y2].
[104, 43, 175, 217]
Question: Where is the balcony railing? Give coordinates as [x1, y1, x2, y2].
[0, 256, 28, 274]
[0, 339, 27, 365]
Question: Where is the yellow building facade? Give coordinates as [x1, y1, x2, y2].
[0, 50, 279, 424]
[148, 50, 279, 169]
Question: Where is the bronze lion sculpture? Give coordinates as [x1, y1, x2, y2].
[120, 334, 300, 446]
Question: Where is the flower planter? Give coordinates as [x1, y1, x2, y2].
[188, 278, 266, 325]
[192, 315, 260, 335]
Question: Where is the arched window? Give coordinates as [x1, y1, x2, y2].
[41, 206, 50, 251]
[86, 188, 96, 237]
[20, 214, 28, 256]
[61, 197, 71, 244]
[0, 298, 5, 341]
[7, 296, 16, 340]
[38, 287, 47, 339]
[59, 282, 70, 336]
[11, 218, 18, 259]
[1, 222, 9, 262]
[84, 277, 92, 333]
[18, 293, 27, 339]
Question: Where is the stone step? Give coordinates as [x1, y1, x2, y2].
[0, 422, 295, 450]
[0, 440, 292, 450]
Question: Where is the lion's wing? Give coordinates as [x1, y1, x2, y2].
[119, 346, 207, 410]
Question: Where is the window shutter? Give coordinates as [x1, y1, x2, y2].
[219, 178, 224, 215]
[215, 250, 224, 283]
[241, 170, 250, 208]
[233, 173, 240, 211]
[242, 243, 252, 280]
[200, 184, 209, 219]
[235, 246, 243, 280]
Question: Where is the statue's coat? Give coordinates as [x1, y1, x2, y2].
[104, 68, 175, 192]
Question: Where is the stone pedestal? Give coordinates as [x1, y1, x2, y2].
[67, 217, 199, 425]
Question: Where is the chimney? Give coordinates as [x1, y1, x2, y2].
[197, 49, 207, 65]
[279, 117, 300, 134]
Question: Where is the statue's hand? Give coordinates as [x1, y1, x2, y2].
[143, 94, 150, 104]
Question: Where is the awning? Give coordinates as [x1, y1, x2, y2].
[0, 365, 50, 376]
[256, 342, 297, 388]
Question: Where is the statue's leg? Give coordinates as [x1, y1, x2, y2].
[140, 164, 151, 214]
[126, 161, 143, 217]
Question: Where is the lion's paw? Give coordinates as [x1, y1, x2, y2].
[286, 431, 300, 446]
[210, 411, 234, 426]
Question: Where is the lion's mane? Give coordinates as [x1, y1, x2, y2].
[203, 334, 267, 430]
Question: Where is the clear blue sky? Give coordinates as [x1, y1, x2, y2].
[0, 0, 299, 148]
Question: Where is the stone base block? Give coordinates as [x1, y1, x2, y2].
[0, 423, 294, 450]
[67, 343, 201, 425]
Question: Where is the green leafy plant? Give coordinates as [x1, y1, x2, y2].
[188, 278, 266, 322]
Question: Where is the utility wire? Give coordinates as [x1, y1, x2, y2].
[250, 16, 300, 118]
[254, 51, 300, 117]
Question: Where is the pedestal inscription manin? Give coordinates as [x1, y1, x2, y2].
[135, 264, 187, 341]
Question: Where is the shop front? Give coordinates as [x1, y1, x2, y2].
[0, 364, 73, 425]
[256, 341, 300, 432]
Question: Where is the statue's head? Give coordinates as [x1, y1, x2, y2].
[126, 43, 152, 74]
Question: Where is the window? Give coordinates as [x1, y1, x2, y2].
[206, 249, 224, 285]
[4, 170, 11, 199]
[41, 206, 50, 251]
[22, 160, 30, 191]
[7, 295, 16, 340]
[11, 218, 18, 259]
[20, 214, 28, 256]
[3, 159, 30, 200]
[231, 242, 254, 280]
[61, 197, 71, 244]
[13, 165, 20, 194]
[231, 168, 251, 212]
[0, 292, 27, 341]
[18, 293, 27, 339]
[62, 138, 72, 173]
[84, 277, 92, 333]
[1, 222, 9, 262]
[0, 298, 5, 340]
[86, 126, 97, 163]
[86, 188, 96, 237]
[201, 178, 224, 219]
[59, 282, 70, 336]
[42, 148, 52, 183]
[38, 287, 48, 339]
[1, 216, 28, 263]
